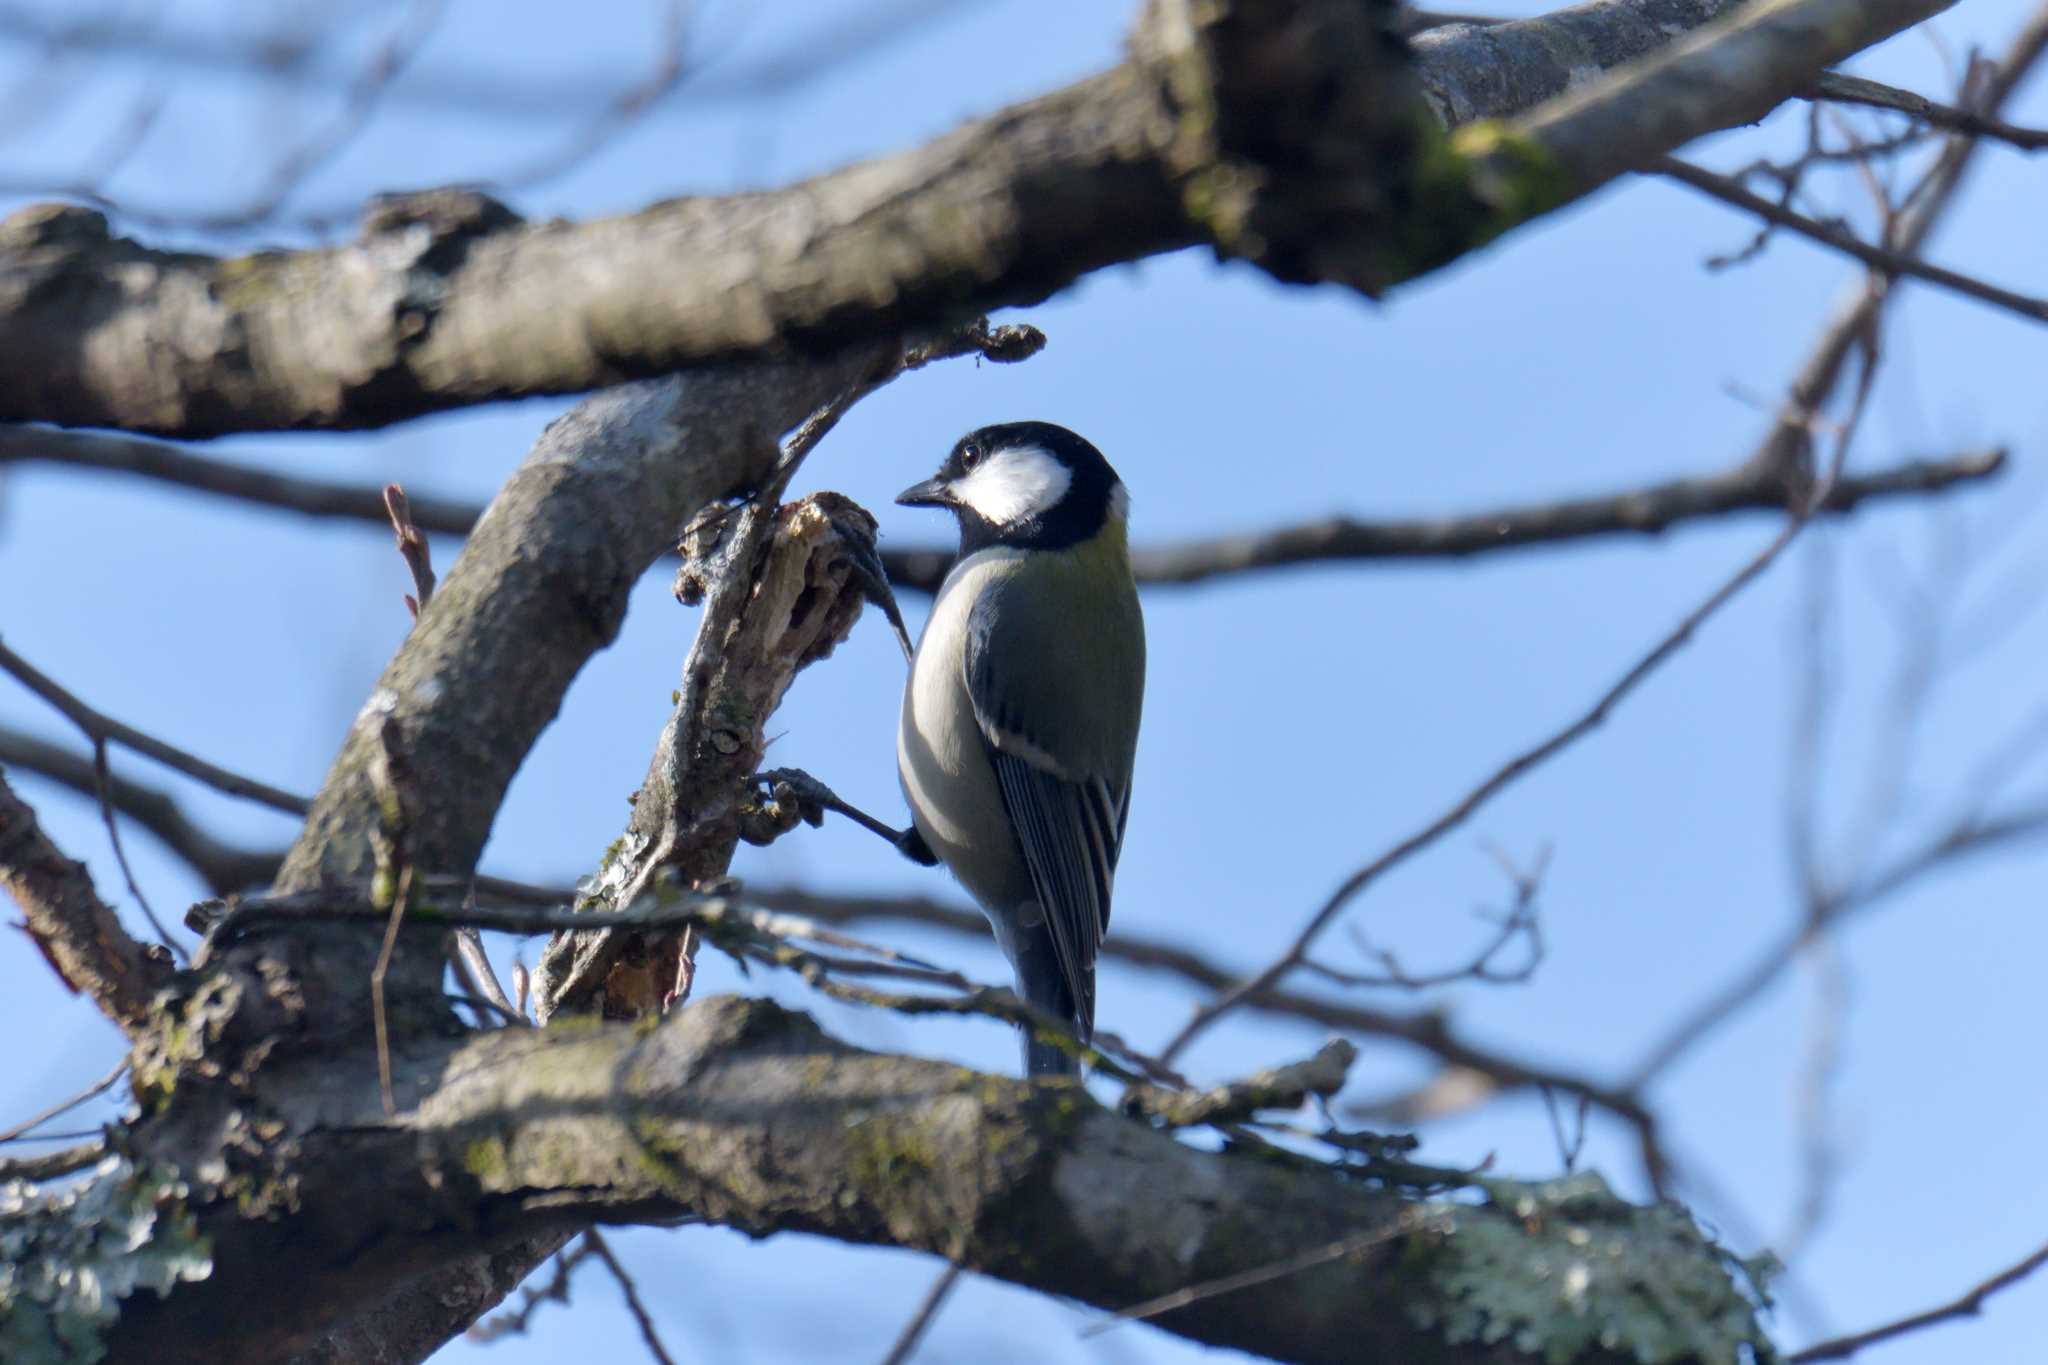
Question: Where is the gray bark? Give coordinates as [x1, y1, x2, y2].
[0, 0, 1945, 436]
[103, 994, 1763, 1365]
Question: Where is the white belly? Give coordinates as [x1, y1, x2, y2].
[896, 548, 1032, 912]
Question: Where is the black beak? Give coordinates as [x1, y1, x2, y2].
[895, 477, 954, 508]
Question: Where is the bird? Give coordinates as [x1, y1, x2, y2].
[894, 421, 1145, 1076]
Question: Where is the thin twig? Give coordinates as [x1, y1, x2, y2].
[0, 638, 309, 814]
[372, 863, 414, 1116]
[1813, 71, 2048, 150]
[1539, 1088, 1590, 1175]
[1633, 9, 2048, 1083]
[1656, 156, 2048, 326]
[878, 1264, 962, 1365]
[468, 1236, 596, 1342]
[582, 1228, 678, 1365]
[1628, 797, 2048, 1089]
[1789, 1237, 2048, 1361]
[0, 726, 280, 889]
[1082, 1210, 1442, 1336]
[209, 884, 1183, 1086]
[1158, 497, 1836, 1068]
[0, 1058, 129, 1142]
[746, 884, 1662, 1155]
[1779, 934, 1850, 1261]
[89, 738, 185, 959]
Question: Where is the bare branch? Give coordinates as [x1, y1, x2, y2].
[746, 885, 1666, 1163]
[1157, 498, 1835, 1069]
[86, 739, 184, 961]
[465, 1237, 595, 1344]
[0, 639, 309, 815]
[1789, 1237, 2048, 1361]
[878, 1264, 963, 1365]
[581, 1229, 678, 1365]
[0, 768, 168, 1033]
[1813, 70, 2048, 150]
[1627, 798, 2048, 1090]
[0, 1058, 130, 1143]
[1122, 1040, 1356, 1128]
[0, 0, 976, 122]
[0, 422, 2003, 594]
[1083, 1209, 1442, 1338]
[1656, 155, 2048, 324]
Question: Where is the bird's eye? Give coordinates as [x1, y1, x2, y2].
[960, 441, 984, 469]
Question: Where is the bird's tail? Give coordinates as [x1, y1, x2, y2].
[1012, 937, 1087, 1077]
[1023, 1031, 1080, 1077]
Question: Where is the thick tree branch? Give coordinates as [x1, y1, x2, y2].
[1489, 0, 1950, 205]
[0, 767, 168, 1033]
[1413, 0, 1741, 123]
[0, 0, 1946, 435]
[104, 995, 1768, 1365]
[271, 347, 901, 895]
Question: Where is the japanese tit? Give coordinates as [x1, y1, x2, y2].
[895, 421, 1145, 1076]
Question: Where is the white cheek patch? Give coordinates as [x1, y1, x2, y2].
[952, 444, 1071, 525]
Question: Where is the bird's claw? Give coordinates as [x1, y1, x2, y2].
[738, 768, 829, 844]
[755, 766, 834, 825]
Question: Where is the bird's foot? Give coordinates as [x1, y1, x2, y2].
[738, 768, 830, 845]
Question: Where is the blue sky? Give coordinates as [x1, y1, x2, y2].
[3, 1, 2047, 1361]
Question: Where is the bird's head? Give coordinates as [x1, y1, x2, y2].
[897, 421, 1127, 553]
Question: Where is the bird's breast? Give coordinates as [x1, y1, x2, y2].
[897, 549, 1032, 910]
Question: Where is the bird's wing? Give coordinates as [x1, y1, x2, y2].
[963, 566, 1142, 1036]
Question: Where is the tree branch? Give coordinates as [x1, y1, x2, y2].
[0, 0, 1946, 434]
[1621, 0, 2048, 1088]
[270, 345, 908, 896]
[0, 728, 286, 895]
[1655, 155, 2048, 325]
[530, 490, 903, 1022]
[0, 639, 308, 815]
[162, 321, 1031, 1363]
[0, 767, 168, 1033]
[742, 885, 1663, 1152]
[1813, 70, 2048, 151]
[0, 422, 2003, 594]
[104, 995, 1770, 1365]
[887, 447, 2006, 592]
[1789, 1236, 2048, 1361]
